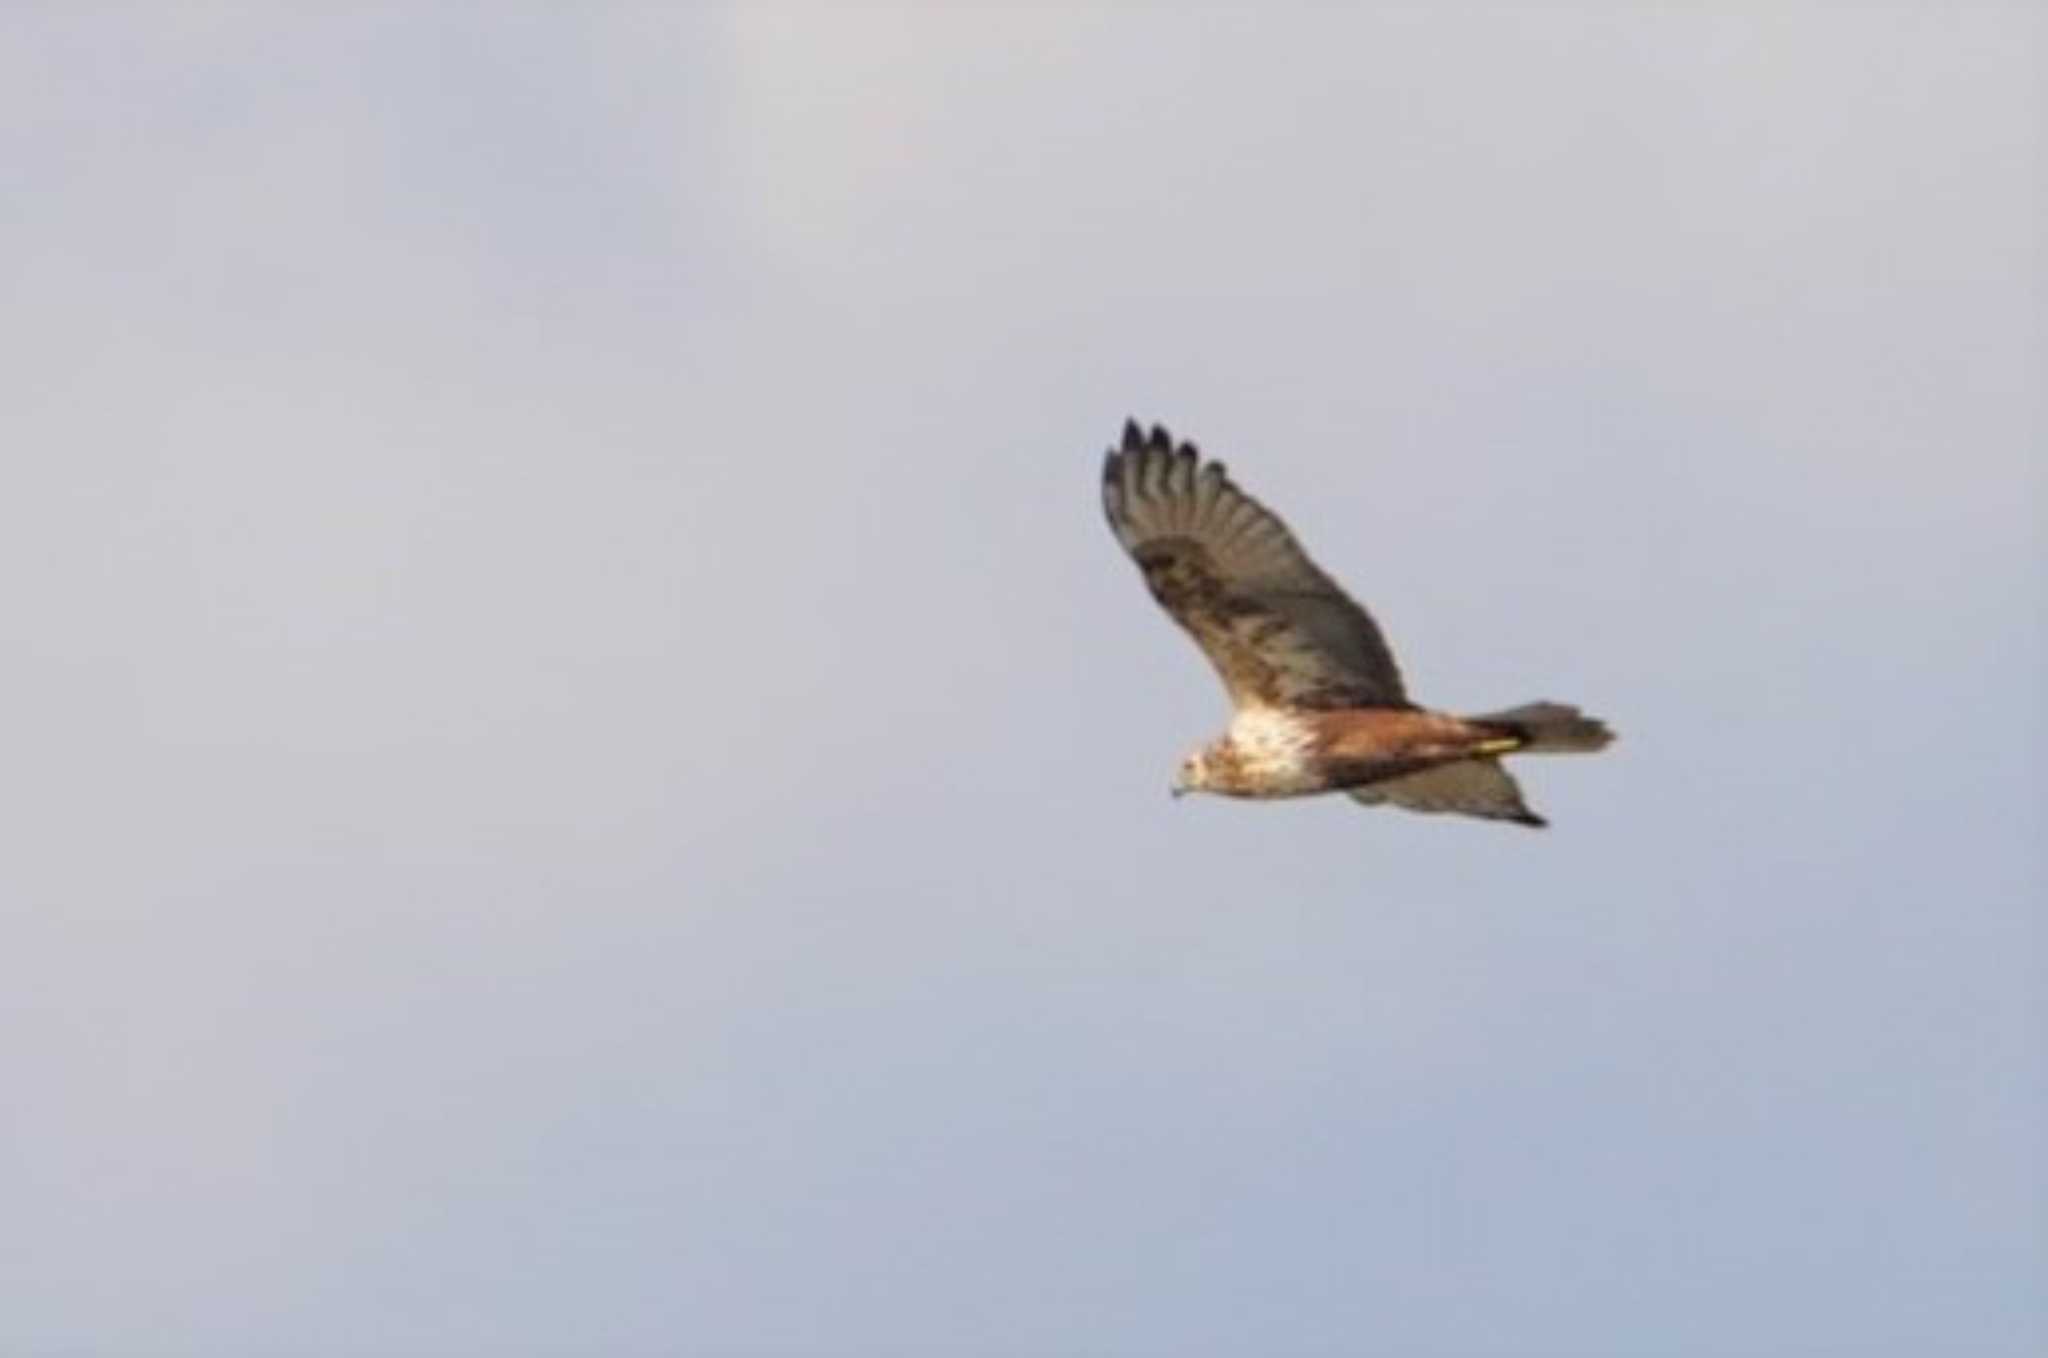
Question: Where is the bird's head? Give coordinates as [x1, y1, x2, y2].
[1171, 747, 1214, 799]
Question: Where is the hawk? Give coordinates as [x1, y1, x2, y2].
[1102, 420, 1612, 827]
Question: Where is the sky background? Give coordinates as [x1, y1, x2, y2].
[3, 6, 2042, 1356]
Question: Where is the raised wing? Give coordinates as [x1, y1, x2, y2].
[1101, 420, 1407, 710]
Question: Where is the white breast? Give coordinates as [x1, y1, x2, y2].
[1226, 707, 1315, 775]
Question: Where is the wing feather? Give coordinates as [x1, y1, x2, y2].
[1349, 759, 1545, 827]
[1101, 419, 1408, 709]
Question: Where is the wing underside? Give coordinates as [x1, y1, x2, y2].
[1348, 758, 1545, 827]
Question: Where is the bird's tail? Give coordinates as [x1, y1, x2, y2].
[1470, 701, 1614, 754]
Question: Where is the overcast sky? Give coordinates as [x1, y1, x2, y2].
[3, 7, 2042, 1356]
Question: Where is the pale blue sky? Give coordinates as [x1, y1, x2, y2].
[3, 7, 2041, 1356]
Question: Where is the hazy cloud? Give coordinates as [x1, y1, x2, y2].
[3, 7, 2040, 1356]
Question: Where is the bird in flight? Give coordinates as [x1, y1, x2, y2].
[1102, 420, 1612, 827]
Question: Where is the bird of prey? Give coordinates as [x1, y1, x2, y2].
[1102, 420, 1612, 827]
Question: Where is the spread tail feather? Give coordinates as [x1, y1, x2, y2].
[1472, 701, 1614, 754]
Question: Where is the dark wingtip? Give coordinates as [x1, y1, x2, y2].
[1111, 417, 1208, 490]
[1516, 811, 1549, 829]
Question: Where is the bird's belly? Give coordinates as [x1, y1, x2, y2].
[1223, 752, 1329, 798]
[1217, 776, 1329, 799]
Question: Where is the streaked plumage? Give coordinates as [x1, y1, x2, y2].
[1102, 420, 1612, 827]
